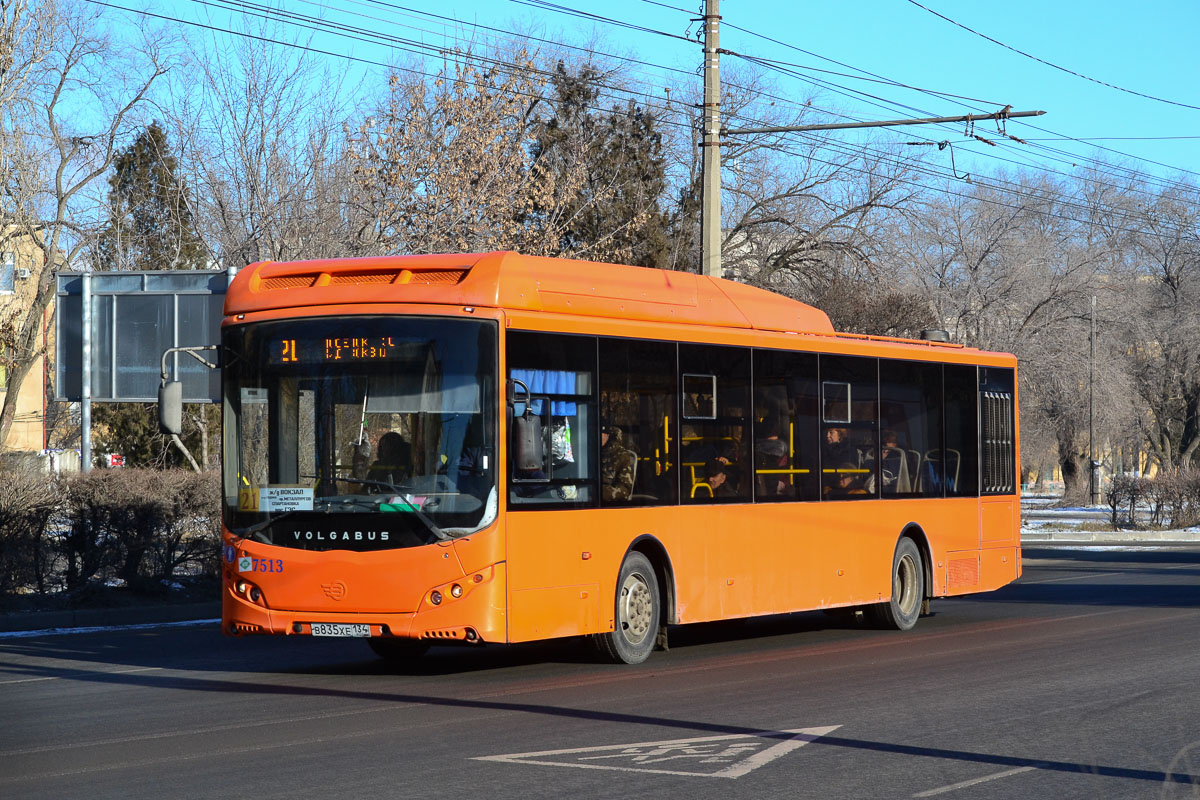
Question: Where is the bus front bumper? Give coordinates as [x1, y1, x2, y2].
[222, 561, 508, 645]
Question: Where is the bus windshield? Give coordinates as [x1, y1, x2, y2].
[222, 316, 498, 549]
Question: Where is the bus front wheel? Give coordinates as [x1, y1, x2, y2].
[596, 552, 660, 665]
[870, 538, 924, 631]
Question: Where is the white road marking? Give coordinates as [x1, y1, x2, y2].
[1022, 571, 1120, 583]
[473, 726, 840, 779]
[0, 666, 162, 686]
[913, 766, 1037, 797]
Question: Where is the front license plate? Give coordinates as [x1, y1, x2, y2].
[310, 623, 370, 637]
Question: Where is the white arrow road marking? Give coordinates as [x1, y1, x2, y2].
[473, 726, 840, 779]
[913, 766, 1037, 797]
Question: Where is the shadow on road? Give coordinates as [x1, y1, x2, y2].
[3, 549, 1197, 678]
[1023, 546, 1200, 565]
[0, 655, 1197, 790]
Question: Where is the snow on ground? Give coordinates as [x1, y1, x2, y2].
[0, 618, 218, 640]
[1019, 494, 1200, 542]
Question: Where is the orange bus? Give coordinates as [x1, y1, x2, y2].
[219, 251, 1020, 664]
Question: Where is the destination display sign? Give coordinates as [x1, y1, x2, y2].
[268, 335, 403, 364]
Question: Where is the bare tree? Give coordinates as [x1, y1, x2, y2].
[346, 50, 550, 256]
[659, 64, 925, 332]
[896, 173, 1122, 502]
[1122, 181, 1200, 472]
[0, 0, 51, 201]
[0, 0, 170, 448]
[168, 22, 353, 267]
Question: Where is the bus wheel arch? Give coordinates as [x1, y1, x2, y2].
[900, 523, 934, 614]
[869, 530, 927, 631]
[595, 536, 675, 664]
[627, 534, 676, 628]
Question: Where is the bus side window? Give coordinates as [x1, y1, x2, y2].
[599, 337, 678, 506]
[753, 350, 819, 502]
[507, 332, 598, 508]
[879, 359, 943, 497]
[980, 367, 1015, 495]
[679, 344, 750, 504]
[945, 365, 980, 497]
[819, 355, 878, 500]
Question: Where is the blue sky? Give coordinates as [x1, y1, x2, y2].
[163, 0, 1200, 186]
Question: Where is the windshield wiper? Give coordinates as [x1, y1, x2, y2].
[336, 476, 451, 541]
[232, 513, 296, 544]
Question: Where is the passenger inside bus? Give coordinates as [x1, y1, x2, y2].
[755, 420, 791, 498]
[879, 429, 909, 493]
[823, 426, 853, 467]
[704, 459, 737, 499]
[600, 425, 636, 502]
[826, 461, 871, 497]
[367, 432, 411, 486]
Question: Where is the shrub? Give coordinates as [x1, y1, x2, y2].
[0, 464, 222, 606]
[60, 469, 222, 595]
[1110, 470, 1200, 530]
[1155, 469, 1200, 529]
[0, 465, 61, 605]
[143, 470, 222, 583]
[1105, 474, 1145, 528]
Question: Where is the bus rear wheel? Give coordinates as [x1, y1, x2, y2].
[368, 637, 430, 663]
[596, 552, 660, 665]
[869, 538, 924, 631]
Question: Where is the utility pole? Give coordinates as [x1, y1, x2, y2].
[1090, 295, 1100, 505]
[697, 6, 1045, 279]
[81, 269, 92, 472]
[700, 0, 721, 278]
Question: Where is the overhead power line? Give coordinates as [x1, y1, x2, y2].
[906, 0, 1200, 112]
[234, 0, 1200, 192]
[87, 0, 1200, 244]
[725, 108, 1046, 137]
[715, 5, 1200, 186]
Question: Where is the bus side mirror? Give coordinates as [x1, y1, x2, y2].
[512, 408, 544, 473]
[158, 381, 183, 435]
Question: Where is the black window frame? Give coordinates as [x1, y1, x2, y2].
[506, 331, 599, 510]
[504, 328, 1011, 510]
[980, 367, 1017, 495]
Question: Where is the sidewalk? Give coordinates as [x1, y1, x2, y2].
[0, 601, 221, 634]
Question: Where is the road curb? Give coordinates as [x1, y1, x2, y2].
[0, 601, 221, 633]
[1023, 531, 1200, 543]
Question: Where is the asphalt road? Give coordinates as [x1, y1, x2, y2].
[2, 546, 1199, 800]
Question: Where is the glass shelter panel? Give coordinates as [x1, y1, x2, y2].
[115, 294, 173, 399]
[177, 294, 224, 401]
[92, 295, 114, 399]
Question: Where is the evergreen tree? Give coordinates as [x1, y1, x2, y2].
[529, 63, 671, 268]
[96, 122, 206, 271]
[93, 123, 210, 468]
